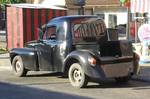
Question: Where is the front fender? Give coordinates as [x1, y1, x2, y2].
[64, 50, 102, 79]
[10, 48, 38, 71]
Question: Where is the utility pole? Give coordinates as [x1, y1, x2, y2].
[73, 0, 86, 15]
[126, 7, 130, 40]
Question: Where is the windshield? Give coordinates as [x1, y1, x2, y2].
[72, 17, 107, 43]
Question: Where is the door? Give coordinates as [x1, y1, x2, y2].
[36, 26, 57, 71]
[36, 40, 53, 71]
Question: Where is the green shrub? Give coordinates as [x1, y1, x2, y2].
[0, 0, 25, 4]
[0, 47, 7, 54]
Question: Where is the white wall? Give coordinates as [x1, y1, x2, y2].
[116, 13, 127, 25]
[105, 12, 127, 28]
[40, 0, 66, 6]
[94, 7, 127, 28]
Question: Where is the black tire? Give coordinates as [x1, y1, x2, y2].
[68, 63, 88, 88]
[115, 76, 131, 83]
[12, 56, 28, 77]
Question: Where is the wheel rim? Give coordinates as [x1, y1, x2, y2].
[72, 68, 82, 84]
[15, 61, 22, 72]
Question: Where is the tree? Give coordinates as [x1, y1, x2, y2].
[0, 0, 26, 12]
[0, 0, 26, 4]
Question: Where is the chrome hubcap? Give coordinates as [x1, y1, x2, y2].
[73, 69, 82, 83]
[15, 61, 21, 72]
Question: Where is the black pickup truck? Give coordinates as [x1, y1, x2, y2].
[10, 15, 137, 88]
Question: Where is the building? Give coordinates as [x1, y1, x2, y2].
[25, 0, 127, 29]
[1, 0, 128, 29]
[0, 0, 128, 41]
[66, 0, 127, 28]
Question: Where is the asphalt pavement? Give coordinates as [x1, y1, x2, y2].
[0, 53, 150, 83]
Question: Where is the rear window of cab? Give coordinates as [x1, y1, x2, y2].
[72, 18, 107, 43]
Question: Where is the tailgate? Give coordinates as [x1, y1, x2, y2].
[100, 56, 133, 78]
[100, 56, 133, 64]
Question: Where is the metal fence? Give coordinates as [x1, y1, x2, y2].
[0, 5, 6, 30]
[0, 5, 6, 42]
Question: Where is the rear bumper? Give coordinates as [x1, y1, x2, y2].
[85, 56, 134, 80]
[101, 62, 133, 78]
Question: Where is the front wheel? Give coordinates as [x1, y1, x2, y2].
[68, 63, 88, 88]
[12, 56, 28, 77]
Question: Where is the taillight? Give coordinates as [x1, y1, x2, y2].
[88, 56, 96, 66]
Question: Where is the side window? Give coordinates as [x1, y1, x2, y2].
[42, 22, 66, 41]
[57, 22, 66, 41]
[46, 26, 56, 39]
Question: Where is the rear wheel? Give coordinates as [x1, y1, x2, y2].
[68, 63, 88, 88]
[12, 56, 28, 77]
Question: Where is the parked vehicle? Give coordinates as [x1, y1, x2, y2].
[10, 15, 138, 88]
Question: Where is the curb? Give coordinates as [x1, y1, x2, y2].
[0, 53, 11, 67]
[0, 53, 9, 57]
[0, 66, 11, 71]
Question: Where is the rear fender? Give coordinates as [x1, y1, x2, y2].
[10, 48, 38, 71]
[63, 50, 102, 78]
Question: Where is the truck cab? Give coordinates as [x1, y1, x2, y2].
[10, 15, 138, 88]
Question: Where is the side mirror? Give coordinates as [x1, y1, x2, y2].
[38, 28, 43, 40]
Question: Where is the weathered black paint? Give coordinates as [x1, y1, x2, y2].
[10, 48, 37, 71]
[10, 15, 135, 80]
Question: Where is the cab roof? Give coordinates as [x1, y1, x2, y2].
[47, 15, 101, 26]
